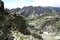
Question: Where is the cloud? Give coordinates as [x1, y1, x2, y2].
[4, 0, 60, 9]
[32, 0, 60, 6]
[17, 0, 60, 7]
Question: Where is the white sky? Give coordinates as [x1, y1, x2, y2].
[2, 0, 60, 9]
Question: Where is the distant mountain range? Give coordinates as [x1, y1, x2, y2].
[9, 6, 60, 17]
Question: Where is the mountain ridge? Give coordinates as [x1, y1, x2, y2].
[10, 6, 60, 17]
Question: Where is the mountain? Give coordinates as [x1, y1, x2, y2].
[5, 6, 60, 40]
[1, 6, 60, 40]
[10, 6, 60, 17]
[10, 7, 21, 13]
[1, 10, 60, 40]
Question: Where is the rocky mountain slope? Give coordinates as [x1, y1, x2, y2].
[27, 12, 60, 40]
[10, 6, 60, 17]
[0, 10, 31, 40]
[0, 6, 60, 40]
[0, 10, 44, 40]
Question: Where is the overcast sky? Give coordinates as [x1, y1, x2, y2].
[2, 0, 60, 9]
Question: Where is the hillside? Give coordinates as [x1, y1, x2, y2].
[0, 10, 32, 40]
[27, 12, 60, 40]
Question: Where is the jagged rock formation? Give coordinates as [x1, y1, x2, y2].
[0, 0, 4, 12]
[10, 6, 60, 17]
